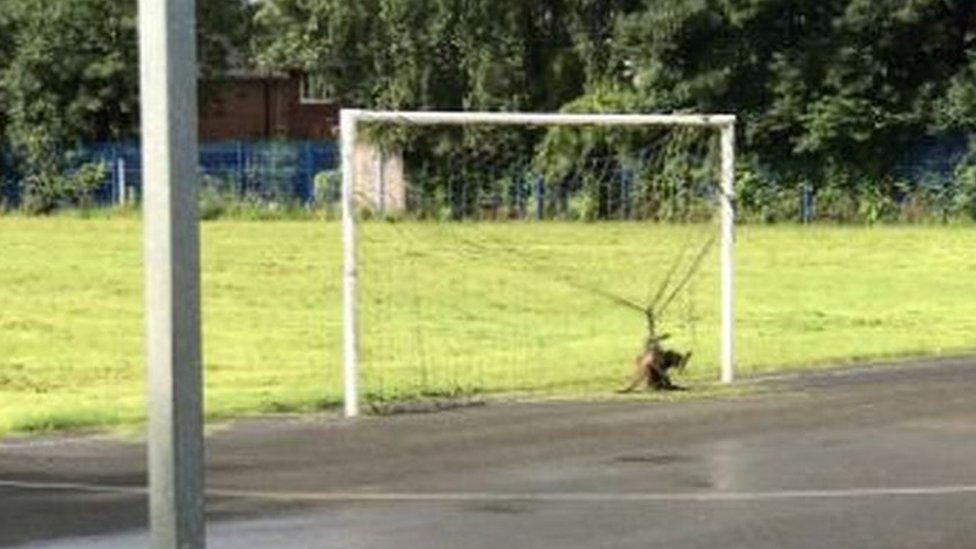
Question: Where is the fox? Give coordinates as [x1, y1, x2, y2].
[618, 333, 692, 393]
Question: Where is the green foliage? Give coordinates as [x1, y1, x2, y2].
[2, 0, 974, 217]
[566, 192, 599, 221]
[198, 178, 330, 221]
[953, 157, 976, 220]
[939, 54, 976, 129]
[855, 182, 900, 225]
[606, 0, 976, 186]
[253, 0, 633, 111]
[21, 162, 108, 214]
[0, 8, 12, 142]
[0, 0, 138, 211]
[255, 0, 976, 220]
[313, 169, 341, 206]
[198, 0, 259, 77]
[734, 164, 799, 223]
[198, 183, 234, 221]
[0, 0, 255, 213]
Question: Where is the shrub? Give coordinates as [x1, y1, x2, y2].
[953, 163, 976, 220]
[314, 169, 341, 207]
[198, 184, 231, 220]
[855, 181, 898, 224]
[735, 164, 801, 223]
[21, 161, 107, 214]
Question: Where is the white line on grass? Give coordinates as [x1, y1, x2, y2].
[3, 479, 976, 503]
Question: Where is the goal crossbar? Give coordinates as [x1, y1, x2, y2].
[340, 109, 736, 418]
[352, 109, 735, 128]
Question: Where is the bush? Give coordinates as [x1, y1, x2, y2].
[198, 184, 232, 220]
[855, 181, 898, 224]
[952, 164, 976, 220]
[735, 164, 801, 223]
[566, 192, 598, 221]
[21, 161, 107, 214]
[314, 169, 341, 207]
[197, 175, 330, 221]
[0, 180, 14, 212]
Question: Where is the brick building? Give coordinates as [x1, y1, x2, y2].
[199, 70, 339, 141]
[198, 71, 406, 212]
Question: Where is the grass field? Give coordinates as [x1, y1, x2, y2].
[1, 217, 975, 436]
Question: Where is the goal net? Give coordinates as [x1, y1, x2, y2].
[340, 110, 735, 417]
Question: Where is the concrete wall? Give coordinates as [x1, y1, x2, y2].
[354, 141, 406, 214]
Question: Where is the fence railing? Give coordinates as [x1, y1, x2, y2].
[1, 136, 971, 222]
[2, 140, 339, 207]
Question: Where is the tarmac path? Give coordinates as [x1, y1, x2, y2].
[2, 356, 975, 548]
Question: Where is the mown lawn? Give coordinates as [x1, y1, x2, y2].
[1, 217, 974, 436]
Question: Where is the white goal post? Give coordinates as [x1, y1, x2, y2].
[340, 109, 737, 418]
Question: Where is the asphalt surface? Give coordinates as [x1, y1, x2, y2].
[2, 356, 976, 548]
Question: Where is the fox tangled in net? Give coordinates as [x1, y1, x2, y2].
[447, 211, 712, 394]
[570, 200, 714, 392]
[618, 324, 692, 393]
[610, 232, 714, 393]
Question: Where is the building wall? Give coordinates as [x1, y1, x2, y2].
[199, 75, 339, 141]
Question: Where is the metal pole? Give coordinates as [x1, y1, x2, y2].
[535, 177, 544, 221]
[340, 110, 360, 418]
[237, 141, 246, 196]
[138, 0, 205, 546]
[719, 123, 736, 384]
[117, 156, 127, 206]
[355, 110, 736, 127]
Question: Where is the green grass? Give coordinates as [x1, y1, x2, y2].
[1, 217, 974, 436]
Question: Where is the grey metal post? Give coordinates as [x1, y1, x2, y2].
[117, 156, 127, 206]
[535, 177, 544, 220]
[340, 110, 360, 418]
[138, 0, 205, 547]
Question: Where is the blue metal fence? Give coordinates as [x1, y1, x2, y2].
[1, 135, 969, 220]
[3, 140, 338, 206]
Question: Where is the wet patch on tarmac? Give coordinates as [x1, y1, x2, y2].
[464, 501, 532, 515]
[613, 453, 696, 466]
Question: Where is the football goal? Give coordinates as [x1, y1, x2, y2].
[339, 110, 736, 417]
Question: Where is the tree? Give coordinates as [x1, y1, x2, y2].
[0, 0, 256, 211]
[602, 0, 976, 188]
[0, 0, 138, 210]
[252, 0, 976, 217]
[253, 0, 642, 111]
